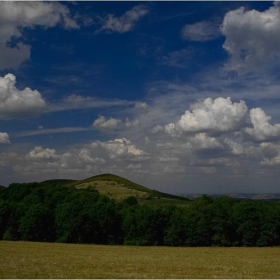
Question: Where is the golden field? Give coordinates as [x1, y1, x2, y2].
[0, 240, 280, 278]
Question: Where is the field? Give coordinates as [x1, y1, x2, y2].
[1, 241, 280, 278]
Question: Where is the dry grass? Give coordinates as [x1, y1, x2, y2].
[76, 180, 149, 200]
[1, 241, 280, 278]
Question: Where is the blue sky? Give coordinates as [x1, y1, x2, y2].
[1, 1, 280, 194]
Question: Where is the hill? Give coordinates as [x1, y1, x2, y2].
[45, 173, 190, 206]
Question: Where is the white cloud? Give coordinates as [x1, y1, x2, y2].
[188, 133, 223, 150]
[97, 138, 145, 159]
[78, 148, 105, 164]
[0, 132, 10, 144]
[181, 20, 220, 41]
[26, 146, 58, 159]
[221, 3, 280, 73]
[0, 74, 46, 119]
[245, 108, 280, 141]
[93, 115, 121, 130]
[93, 115, 140, 130]
[100, 5, 149, 33]
[161, 97, 247, 136]
[0, 1, 78, 69]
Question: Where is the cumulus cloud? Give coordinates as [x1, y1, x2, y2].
[188, 133, 223, 150]
[221, 3, 280, 73]
[181, 20, 220, 41]
[93, 115, 121, 130]
[160, 97, 247, 137]
[100, 4, 149, 33]
[245, 108, 280, 141]
[0, 74, 46, 119]
[26, 146, 59, 159]
[0, 132, 10, 144]
[93, 115, 140, 131]
[94, 138, 145, 159]
[0, 1, 78, 69]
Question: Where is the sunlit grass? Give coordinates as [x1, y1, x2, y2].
[76, 180, 149, 200]
[1, 241, 280, 278]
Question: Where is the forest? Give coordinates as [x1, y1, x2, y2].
[0, 182, 280, 247]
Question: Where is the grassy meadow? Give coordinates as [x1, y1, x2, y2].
[1, 241, 280, 278]
[75, 180, 149, 200]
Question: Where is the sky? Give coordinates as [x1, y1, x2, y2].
[1, 1, 280, 194]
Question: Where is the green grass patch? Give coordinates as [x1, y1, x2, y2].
[76, 180, 150, 200]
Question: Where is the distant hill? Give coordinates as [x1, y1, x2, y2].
[41, 173, 190, 206]
[180, 193, 280, 202]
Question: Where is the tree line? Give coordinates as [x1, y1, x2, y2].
[0, 182, 280, 246]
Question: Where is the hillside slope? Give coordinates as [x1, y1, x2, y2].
[66, 173, 190, 204]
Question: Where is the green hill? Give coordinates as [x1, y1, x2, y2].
[66, 173, 190, 205]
